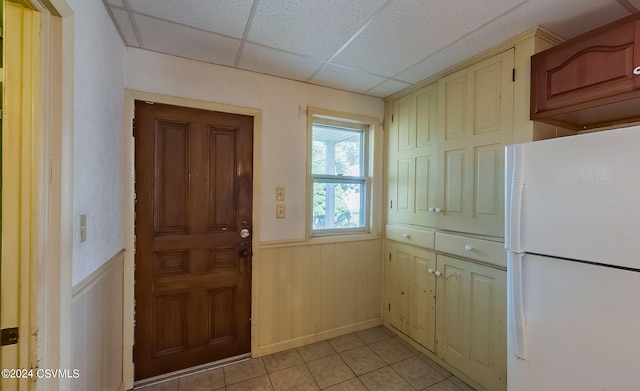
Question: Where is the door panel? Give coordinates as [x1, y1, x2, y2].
[134, 102, 253, 380]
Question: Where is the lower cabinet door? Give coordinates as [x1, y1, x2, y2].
[435, 255, 507, 391]
[385, 241, 437, 352]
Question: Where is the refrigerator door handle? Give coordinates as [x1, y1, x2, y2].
[505, 144, 525, 252]
[508, 251, 527, 359]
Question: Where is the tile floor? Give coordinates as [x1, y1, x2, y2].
[136, 326, 476, 391]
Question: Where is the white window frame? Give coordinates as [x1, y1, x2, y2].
[306, 107, 380, 242]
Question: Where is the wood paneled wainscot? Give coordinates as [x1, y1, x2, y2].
[257, 238, 382, 355]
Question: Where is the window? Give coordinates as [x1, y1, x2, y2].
[307, 107, 377, 238]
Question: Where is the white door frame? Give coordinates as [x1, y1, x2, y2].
[122, 90, 262, 389]
[30, 0, 74, 390]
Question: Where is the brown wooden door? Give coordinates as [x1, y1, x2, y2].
[134, 101, 253, 380]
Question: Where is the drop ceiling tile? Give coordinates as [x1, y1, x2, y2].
[311, 64, 386, 95]
[134, 13, 240, 66]
[107, 0, 124, 7]
[514, 0, 628, 39]
[395, 0, 628, 85]
[239, 43, 324, 81]
[128, 0, 254, 38]
[366, 79, 412, 98]
[332, 0, 530, 77]
[247, 0, 387, 60]
[111, 7, 140, 47]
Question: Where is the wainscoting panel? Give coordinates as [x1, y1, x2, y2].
[257, 239, 382, 355]
[71, 250, 125, 391]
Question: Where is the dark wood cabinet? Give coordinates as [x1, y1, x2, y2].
[531, 13, 640, 129]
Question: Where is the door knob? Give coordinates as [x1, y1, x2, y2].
[239, 248, 251, 258]
[434, 271, 442, 277]
[634, 66, 640, 75]
[240, 228, 251, 238]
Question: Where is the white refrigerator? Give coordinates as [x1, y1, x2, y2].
[505, 124, 640, 391]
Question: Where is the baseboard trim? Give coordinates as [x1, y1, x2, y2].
[255, 318, 381, 356]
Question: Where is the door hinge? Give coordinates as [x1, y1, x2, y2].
[132, 118, 135, 137]
[391, 114, 394, 123]
[1, 327, 19, 346]
[389, 253, 391, 261]
[388, 303, 391, 312]
[512, 68, 516, 82]
[390, 200, 393, 209]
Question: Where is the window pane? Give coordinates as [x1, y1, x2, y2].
[312, 125, 362, 176]
[312, 180, 364, 230]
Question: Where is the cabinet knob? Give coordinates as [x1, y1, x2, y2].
[434, 207, 442, 213]
[464, 245, 473, 251]
[634, 66, 640, 75]
[428, 207, 435, 212]
[428, 268, 434, 273]
[434, 271, 442, 277]
[403, 233, 411, 239]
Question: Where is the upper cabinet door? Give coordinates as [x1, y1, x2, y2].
[531, 13, 640, 129]
[438, 49, 514, 237]
[388, 84, 439, 228]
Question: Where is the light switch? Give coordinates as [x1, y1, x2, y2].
[276, 186, 285, 201]
[80, 214, 87, 243]
[276, 204, 285, 219]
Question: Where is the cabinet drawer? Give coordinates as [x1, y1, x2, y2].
[435, 233, 506, 268]
[386, 225, 435, 249]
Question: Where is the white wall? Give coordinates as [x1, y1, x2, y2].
[125, 49, 385, 242]
[69, 0, 125, 285]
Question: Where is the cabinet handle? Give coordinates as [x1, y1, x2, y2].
[464, 245, 473, 251]
[428, 268, 434, 273]
[634, 66, 640, 75]
[434, 271, 442, 277]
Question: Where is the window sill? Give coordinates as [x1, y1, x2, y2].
[306, 232, 380, 245]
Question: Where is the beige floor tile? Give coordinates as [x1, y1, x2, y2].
[391, 356, 446, 390]
[355, 326, 394, 345]
[178, 368, 225, 391]
[137, 379, 180, 391]
[392, 336, 422, 356]
[223, 358, 267, 385]
[419, 354, 452, 378]
[327, 333, 364, 353]
[448, 376, 476, 391]
[424, 379, 464, 391]
[263, 349, 304, 373]
[225, 374, 272, 391]
[338, 346, 386, 376]
[358, 366, 414, 391]
[297, 341, 336, 362]
[269, 364, 319, 391]
[322, 377, 367, 391]
[369, 338, 414, 365]
[306, 354, 354, 389]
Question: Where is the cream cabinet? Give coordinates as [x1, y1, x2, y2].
[387, 83, 439, 228]
[385, 240, 506, 391]
[437, 49, 514, 237]
[385, 241, 437, 351]
[388, 49, 514, 236]
[436, 254, 507, 391]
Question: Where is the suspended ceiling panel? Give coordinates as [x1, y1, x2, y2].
[105, 0, 636, 98]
